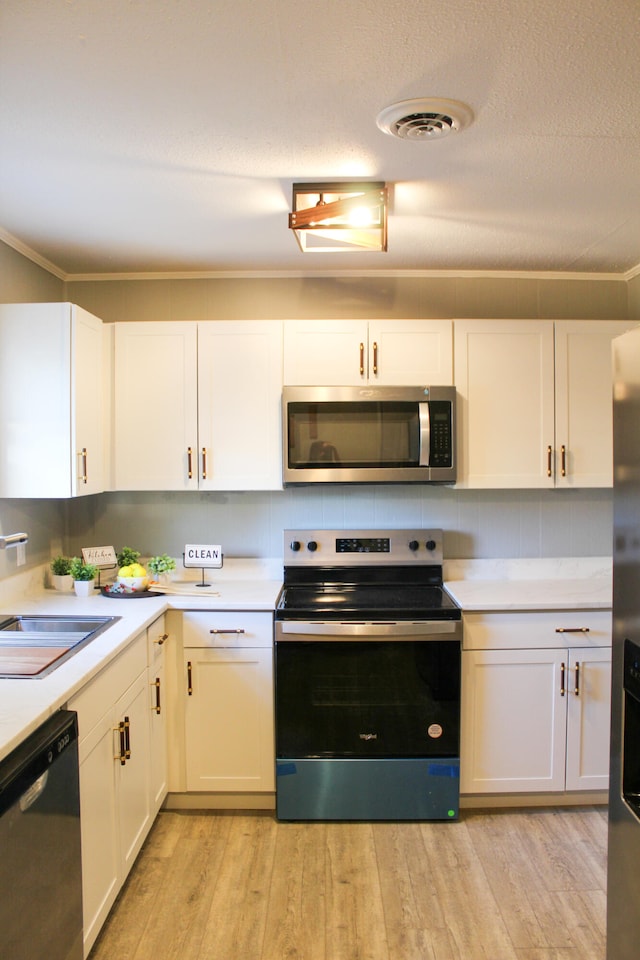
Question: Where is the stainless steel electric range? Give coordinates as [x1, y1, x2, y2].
[274, 529, 462, 821]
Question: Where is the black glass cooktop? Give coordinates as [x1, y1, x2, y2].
[275, 582, 461, 621]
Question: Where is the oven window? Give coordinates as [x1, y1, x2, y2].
[275, 640, 460, 758]
[287, 401, 419, 469]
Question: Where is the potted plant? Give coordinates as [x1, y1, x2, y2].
[147, 553, 176, 584]
[50, 555, 73, 592]
[69, 556, 98, 597]
[117, 546, 141, 568]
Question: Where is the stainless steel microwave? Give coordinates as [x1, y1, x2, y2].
[283, 385, 456, 485]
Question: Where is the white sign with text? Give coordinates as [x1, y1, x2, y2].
[81, 545, 118, 568]
[183, 544, 223, 568]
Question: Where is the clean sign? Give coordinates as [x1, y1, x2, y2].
[183, 544, 223, 568]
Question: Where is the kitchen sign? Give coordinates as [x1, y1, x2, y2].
[81, 545, 117, 568]
[183, 544, 223, 568]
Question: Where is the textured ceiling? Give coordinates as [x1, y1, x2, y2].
[1, 0, 639, 277]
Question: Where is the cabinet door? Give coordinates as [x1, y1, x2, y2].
[0, 301, 106, 498]
[114, 322, 198, 490]
[283, 320, 369, 384]
[148, 616, 169, 814]
[148, 659, 168, 814]
[72, 305, 106, 496]
[115, 670, 152, 875]
[77, 713, 120, 955]
[555, 320, 636, 487]
[565, 647, 611, 791]
[368, 320, 453, 385]
[184, 647, 274, 792]
[461, 648, 567, 793]
[454, 319, 555, 488]
[197, 321, 283, 489]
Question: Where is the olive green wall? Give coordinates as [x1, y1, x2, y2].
[0, 241, 64, 303]
[66, 273, 629, 323]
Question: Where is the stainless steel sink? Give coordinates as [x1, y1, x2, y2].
[0, 615, 120, 678]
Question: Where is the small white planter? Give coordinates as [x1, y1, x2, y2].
[52, 574, 73, 592]
[73, 579, 95, 597]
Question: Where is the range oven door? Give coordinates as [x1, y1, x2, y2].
[274, 620, 461, 821]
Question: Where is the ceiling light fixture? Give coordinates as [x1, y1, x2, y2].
[376, 98, 473, 140]
[289, 181, 388, 253]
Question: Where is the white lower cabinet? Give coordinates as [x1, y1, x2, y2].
[68, 617, 170, 957]
[460, 611, 611, 795]
[181, 611, 275, 792]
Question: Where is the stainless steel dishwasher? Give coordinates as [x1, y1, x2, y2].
[0, 709, 83, 960]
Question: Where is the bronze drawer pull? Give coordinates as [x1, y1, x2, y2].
[555, 627, 590, 633]
[209, 628, 245, 634]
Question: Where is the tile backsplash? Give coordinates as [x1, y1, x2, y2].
[62, 486, 613, 565]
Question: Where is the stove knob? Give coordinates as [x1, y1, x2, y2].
[425, 539, 437, 551]
[307, 540, 318, 552]
[408, 540, 420, 552]
[290, 540, 301, 552]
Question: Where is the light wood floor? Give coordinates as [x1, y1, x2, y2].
[89, 805, 608, 960]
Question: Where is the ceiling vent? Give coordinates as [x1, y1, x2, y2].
[376, 98, 473, 141]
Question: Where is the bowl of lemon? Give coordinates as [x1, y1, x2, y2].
[117, 562, 150, 592]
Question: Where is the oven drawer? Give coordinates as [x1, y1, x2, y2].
[183, 611, 273, 648]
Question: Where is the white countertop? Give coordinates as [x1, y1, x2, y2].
[0, 560, 283, 763]
[443, 557, 612, 611]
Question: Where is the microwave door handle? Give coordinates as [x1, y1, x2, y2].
[419, 402, 431, 466]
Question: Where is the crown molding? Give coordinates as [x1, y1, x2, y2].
[1, 227, 639, 283]
[0, 228, 66, 280]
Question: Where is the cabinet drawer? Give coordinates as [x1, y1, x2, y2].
[69, 631, 147, 740]
[182, 610, 273, 647]
[463, 610, 612, 650]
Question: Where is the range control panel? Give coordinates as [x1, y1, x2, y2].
[283, 529, 443, 566]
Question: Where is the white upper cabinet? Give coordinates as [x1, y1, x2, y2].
[454, 318, 634, 488]
[113, 320, 282, 491]
[0, 301, 107, 497]
[283, 319, 453, 385]
[554, 320, 636, 487]
[454, 319, 555, 488]
[114, 322, 199, 490]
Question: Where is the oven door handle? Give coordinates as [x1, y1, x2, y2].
[275, 620, 461, 640]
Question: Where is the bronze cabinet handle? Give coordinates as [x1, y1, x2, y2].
[187, 446, 193, 479]
[201, 447, 207, 479]
[560, 662, 566, 697]
[561, 444, 567, 477]
[154, 632, 169, 645]
[547, 445, 552, 478]
[209, 628, 245, 634]
[372, 341, 378, 375]
[555, 627, 590, 633]
[359, 342, 365, 376]
[114, 721, 127, 765]
[123, 716, 131, 759]
[151, 677, 161, 714]
[574, 661, 580, 697]
[187, 660, 193, 696]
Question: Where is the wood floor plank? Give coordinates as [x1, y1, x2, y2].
[324, 822, 390, 960]
[192, 812, 278, 960]
[261, 822, 328, 960]
[419, 818, 519, 960]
